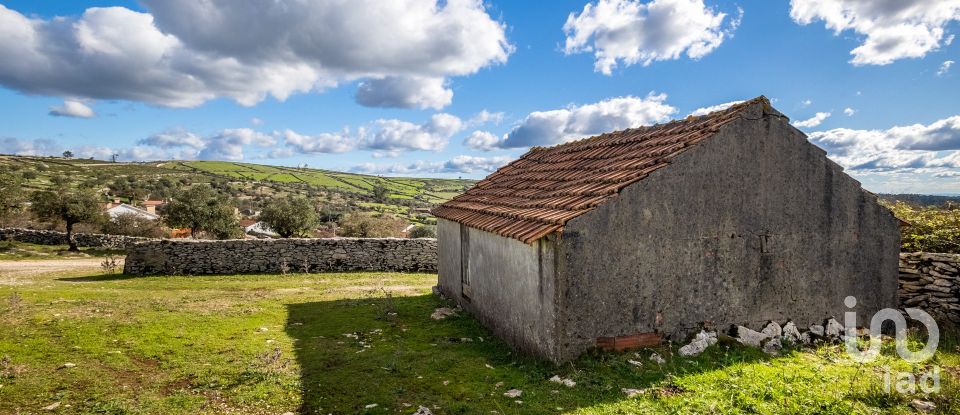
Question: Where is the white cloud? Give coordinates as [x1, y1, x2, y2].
[140, 130, 206, 149]
[139, 128, 275, 160]
[463, 130, 504, 151]
[801, 99, 813, 107]
[498, 93, 677, 148]
[843, 107, 856, 116]
[48, 99, 96, 118]
[687, 100, 744, 116]
[938, 60, 955, 76]
[808, 115, 960, 174]
[197, 128, 275, 161]
[363, 114, 463, 152]
[790, 0, 960, 65]
[351, 155, 512, 175]
[468, 110, 505, 126]
[250, 117, 264, 126]
[0, 137, 61, 156]
[355, 76, 452, 110]
[563, 0, 738, 74]
[281, 113, 464, 155]
[793, 112, 832, 128]
[0, 1, 512, 109]
[282, 129, 357, 155]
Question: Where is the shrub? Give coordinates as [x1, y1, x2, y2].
[407, 225, 436, 238]
[886, 201, 960, 253]
[102, 213, 164, 238]
[338, 213, 405, 237]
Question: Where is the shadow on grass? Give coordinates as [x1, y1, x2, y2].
[285, 294, 768, 414]
[57, 274, 138, 282]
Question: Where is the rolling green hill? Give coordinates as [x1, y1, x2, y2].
[0, 155, 474, 224]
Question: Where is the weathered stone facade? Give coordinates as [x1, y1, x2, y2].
[124, 238, 437, 275]
[0, 227, 154, 249]
[899, 252, 960, 323]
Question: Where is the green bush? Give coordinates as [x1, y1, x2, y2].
[886, 201, 960, 253]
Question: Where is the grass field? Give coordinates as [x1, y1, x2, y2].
[1, 260, 958, 414]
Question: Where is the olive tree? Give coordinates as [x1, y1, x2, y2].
[162, 185, 240, 239]
[0, 171, 24, 221]
[29, 188, 105, 251]
[259, 195, 319, 238]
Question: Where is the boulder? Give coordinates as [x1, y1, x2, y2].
[678, 331, 717, 357]
[734, 325, 768, 347]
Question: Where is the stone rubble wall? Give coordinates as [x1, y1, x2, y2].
[0, 227, 155, 249]
[123, 238, 438, 275]
[899, 252, 960, 323]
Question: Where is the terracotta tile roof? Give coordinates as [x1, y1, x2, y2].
[433, 96, 771, 243]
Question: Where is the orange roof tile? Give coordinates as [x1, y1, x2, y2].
[433, 96, 771, 243]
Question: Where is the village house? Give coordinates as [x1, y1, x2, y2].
[105, 200, 160, 221]
[432, 97, 901, 362]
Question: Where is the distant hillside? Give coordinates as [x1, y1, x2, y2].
[0, 155, 474, 224]
[878, 193, 960, 207]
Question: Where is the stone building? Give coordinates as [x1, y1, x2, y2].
[432, 97, 901, 362]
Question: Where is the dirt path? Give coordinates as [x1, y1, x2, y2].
[0, 258, 115, 280]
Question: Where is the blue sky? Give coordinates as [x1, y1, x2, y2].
[0, 0, 958, 193]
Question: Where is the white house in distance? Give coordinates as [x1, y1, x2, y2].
[105, 200, 160, 221]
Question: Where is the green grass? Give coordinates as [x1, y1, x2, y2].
[1, 264, 956, 414]
[0, 241, 124, 261]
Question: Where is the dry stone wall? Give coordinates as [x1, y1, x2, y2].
[0, 228, 154, 249]
[123, 238, 437, 275]
[899, 252, 960, 323]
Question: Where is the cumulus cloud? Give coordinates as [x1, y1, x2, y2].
[938, 60, 955, 76]
[282, 129, 356, 154]
[0, 137, 61, 156]
[808, 115, 960, 174]
[351, 155, 512, 175]
[48, 99, 96, 118]
[843, 107, 856, 116]
[0, 1, 512, 109]
[563, 0, 739, 74]
[280, 113, 465, 156]
[197, 128, 276, 160]
[498, 93, 677, 148]
[355, 76, 452, 110]
[687, 100, 744, 116]
[468, 110, 505, 127]
[250, 117, 264, 126]
[790, 0, 960, 65]
[463, 130, 504, 151]
[140, 130, 206, 149]
[793, 112, 832, 128]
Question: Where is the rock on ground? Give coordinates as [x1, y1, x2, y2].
[735, 325, 769, 347]
[825, 318, 844, 338]
[649, 352, 666, 365]
[782, 321, 801, 342]
[431, 307, 457, 320]
[503, 389, 522, 398]
[762, 338, 783, 355]
[678, 330, 717, 357]
[809, 324, 825, 337]
[413, 406, 434, 415]
[761, 321, 782, 338]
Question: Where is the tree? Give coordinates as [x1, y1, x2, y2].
[101, 213, 164, 238]
[29, 188, 105, 251]
[408, 225, 436, 238]
[0, 171, 24, 220]
[371, 183, 390, 203]
[62, 150, 73, 159]
[338, 213, 405, 237]
[162, 185, 240, 239]
[259, 195, 319, 238]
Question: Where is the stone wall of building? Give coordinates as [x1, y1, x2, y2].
[899, 252, 960, 323]
[0, 227, 154, 249]
[123, 238, 437, 275]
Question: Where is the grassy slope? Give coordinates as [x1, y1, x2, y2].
[0, 156, 473, 222]
[0, 264, 957, 414]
